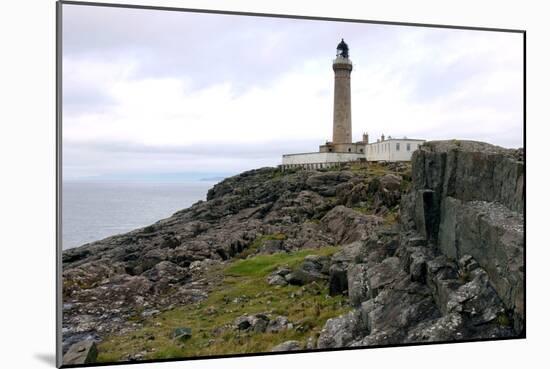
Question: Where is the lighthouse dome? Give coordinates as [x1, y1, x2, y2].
[336, 39, 349, 58]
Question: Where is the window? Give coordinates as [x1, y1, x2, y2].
[407, 143, 411, 151]
[396, 143, 400, 151]
[348, 148, 351, 152]
[360, 149, 363, 153]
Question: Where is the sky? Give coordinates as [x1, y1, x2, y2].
[62, 4, 524, 181]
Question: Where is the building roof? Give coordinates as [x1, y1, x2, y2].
[365, 138, 426, 146]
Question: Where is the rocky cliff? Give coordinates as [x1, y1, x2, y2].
[316, 140, 524, 348]
[62, 141, 524, 363]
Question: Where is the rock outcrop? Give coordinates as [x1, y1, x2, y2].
[402, 140, 524, 333]
[316, 140, 524, 349]
[63, 341, 98, 365]
[62, 164, 406, 356]
[62, 141, 524, 360]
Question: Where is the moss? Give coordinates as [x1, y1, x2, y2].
[496, 312, 511, 327]
[96, 246, 348, 362]
[399, 173, 412, 193]
[458, 270, 471, 284]
[383, 211, 399, 225]
[352, 206, 370, 215]
[270, 168, 294, 179]
[227, 246, 337, 277]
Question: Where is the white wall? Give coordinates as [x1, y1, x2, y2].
[282, 152, 363, 166]
[366, 139, 425, 161]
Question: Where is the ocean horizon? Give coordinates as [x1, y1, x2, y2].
[62, 180, 217, 250]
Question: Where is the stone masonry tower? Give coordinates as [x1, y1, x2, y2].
[332, 39, 353, 145]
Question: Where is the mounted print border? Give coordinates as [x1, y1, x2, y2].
[56, 1, 526, 367]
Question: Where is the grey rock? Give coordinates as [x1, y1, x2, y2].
[405, 313, 466, 343]
[446, 269, 506, 326]
[458, 254, 479, 273]
[409, 252, 428, 284]
[271, 340, 302, 352]
[405, 140, 524, 332]
[286, 255, 329, 286]
[355, 278, 440, 346]
[372, 174, 403, 208]
[234, 315, 253, 331]
[327, 241, 366, 295]
[233, 314, 270, 333]
[306, 171, 354, 196]
[267, 274, 288, 286]
[306, 336, 317, 349]
[173, 327, 192, 341]
[141, 309, 160, 318]
[366, 257, 402, 299]
[63, 340, 98, 365]
[417, 140, 524, 213]
[266, 316, 292, 333]
[449, 200, 524, 332]
[331, 241, 366, 264]
[317, 310, 367, 349]
[347, 263, 369, 307]
[258, 239, 285, 254]
[142, 261, 187, 284]
[321, 206, 383, 245]
[337, 182, 370, 207]
[379, 174, 402, 192]
[328, 262, 349, 296]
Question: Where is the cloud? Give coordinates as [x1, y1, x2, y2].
[62, 139, 318, 180]
[62, 4, 523, 180]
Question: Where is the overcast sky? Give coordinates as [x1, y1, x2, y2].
[62, 4, 523, 181]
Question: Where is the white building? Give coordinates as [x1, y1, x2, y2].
[366, 137, 425, 162]
[281, 152, 364, 170]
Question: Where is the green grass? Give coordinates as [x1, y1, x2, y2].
[496, 312, 511, 327]
[96, 246, 348, 362]
[228, 246, 337, 277]
[383, 211, 399, 225]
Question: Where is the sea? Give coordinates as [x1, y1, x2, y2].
[62, 181, 216, 249]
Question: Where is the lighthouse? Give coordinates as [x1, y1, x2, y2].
[282, 39, 426, 169]
[332, 39, 353, 145]
[318, 39, 366, 154]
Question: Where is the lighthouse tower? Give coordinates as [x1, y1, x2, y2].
[281, 39, 425, 170]
[332, 39, 353, 146]
[319, 39, 362, 154]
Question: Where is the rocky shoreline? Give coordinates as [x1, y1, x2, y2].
[62, 140, 524, 363]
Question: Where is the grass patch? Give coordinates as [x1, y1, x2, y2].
[366, 162, 392, 177]
[228, 246, 337, 277]
[383, 211, 399, 225]
[96, 246, 348, 362]
[352, 205, 371, 215]
[496, 312, 511, 327]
